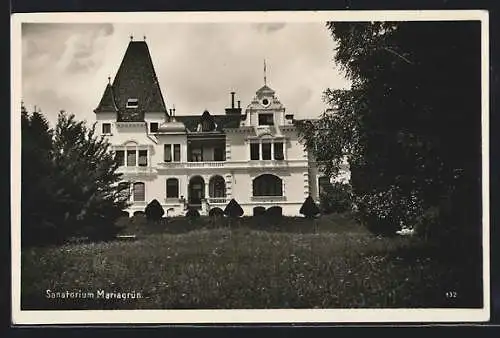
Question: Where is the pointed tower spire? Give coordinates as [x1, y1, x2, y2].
[264, 59, 267, 86]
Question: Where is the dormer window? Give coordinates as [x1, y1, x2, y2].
[126, 98, 138, 109]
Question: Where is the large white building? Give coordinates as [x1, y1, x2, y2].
[94, 39, 347, 217]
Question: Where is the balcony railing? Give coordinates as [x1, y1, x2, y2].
[251, 195, 287, 202]
[159, 161, 225, 168]
[186, 161, 225, 168]
[207, 197, 227, 204]
[247, 160, 288, 168]
[157, 159, 308, 170]
[117, 166, 156, 175]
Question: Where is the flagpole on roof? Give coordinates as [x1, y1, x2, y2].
[264, 59, 267, 86]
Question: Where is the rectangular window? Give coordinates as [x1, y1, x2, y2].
[274, 142, 284, 160]
[262, 143, 272, 160]
[115, 150, 125, 166]
[138, 150, 148, 167]
[173, 144, 181, 162]
[133, 182, 145, 202]
[126, 98, 138, 108]
[150, 122, 158, 133]
[164, 144, 172, 162]
[166, 179, 179, 198]
[250, 143, 260, 160]
[127, 150, 136, 166]
[102, 123, 111, 134]
[214, 146, 224, 161]
[258, 113, 274, 126]
[191, 148, 202, 162]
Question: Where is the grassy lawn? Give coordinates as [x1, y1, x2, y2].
[21, 214, 482, 309]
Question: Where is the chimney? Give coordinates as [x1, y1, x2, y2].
[230, 92, 235, 109]
[237, 100, 241, 109]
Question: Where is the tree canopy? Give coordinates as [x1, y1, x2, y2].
[298, 21, 482, 242]
[22, 109, 130, 246]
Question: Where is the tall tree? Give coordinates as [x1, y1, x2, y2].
[21, 106, 56, 245]
[21, 109, 130, 246]
[50, 112, 130, 241]
[298, 21, 482, 243]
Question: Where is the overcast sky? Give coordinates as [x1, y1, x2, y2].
[22, 22, 351, 127]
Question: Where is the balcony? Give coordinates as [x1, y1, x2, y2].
[246, 160, 289, 168]
[186, 161, 225, 168]
[207, 197, 227, 204]
[117, 166, 156, 175]
[255, 125, 275, 136]
[159, 161, 225, 169]
[250, 195, 287, 202]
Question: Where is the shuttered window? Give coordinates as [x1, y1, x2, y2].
[164, 144, 172, 162]
[138, 150, 148, 167]
[127, 150, 136, 166]
[133, 182, 145, 201]
[173, 144, 181, 162]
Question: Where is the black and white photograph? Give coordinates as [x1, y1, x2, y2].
[11, 11, 490, 324]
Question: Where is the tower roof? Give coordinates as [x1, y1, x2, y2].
[95, 40, 168, 119]
[114, 40, 167, 113]
[94, 83, 118, 113]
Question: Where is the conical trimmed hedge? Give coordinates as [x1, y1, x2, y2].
[300, 195, 320, 219]
[224, 198, 244, 218]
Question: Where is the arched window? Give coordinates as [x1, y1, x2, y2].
[166, 178, 179, 198]
[209, 175, 226, 198]
[133, 182, 145, 202]
[253, 174, 283, 197]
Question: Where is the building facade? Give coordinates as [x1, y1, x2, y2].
[94, 39, 348, 217]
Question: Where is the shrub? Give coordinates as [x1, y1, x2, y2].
[145, 199, 165, 222]
[319, 182, 353, 214]
[134, 211, 145, 217]
[119, 210, 130, 218]
[354, 185, 420, 236]
[185, 208, 200, 218]
[266, 206, 283, 218]
[253, 206, 266, 217]
[300, 196, 320, 219]
[209, 207, 224, 217]
[224, 199, 244, 218]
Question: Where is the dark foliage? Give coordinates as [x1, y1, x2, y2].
[145, 199, 165, 222]
[253, 206, 266, 217]
[265, 206, 283, 218]
[224, 199, 244, 218]
[119, 210, 130, 218]
[209, 207, 224, 217]
[134, 211, 145, 217]
[21, 109, 129, 246]
[297, 21, 482, 245]
[319, 182, 353, 214]
[299, 196, 321, 219]
[185, 208, 200, 218]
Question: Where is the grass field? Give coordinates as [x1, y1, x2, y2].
[21, 214, 483, 309]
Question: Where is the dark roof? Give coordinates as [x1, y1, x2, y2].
[94, 83, 117, 113]
[95, 41, 168, 119]
[175, 110, 243, 132]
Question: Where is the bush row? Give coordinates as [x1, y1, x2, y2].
[140, 195, 324, 222]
